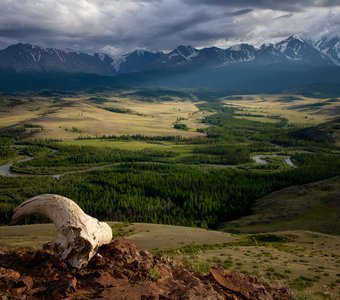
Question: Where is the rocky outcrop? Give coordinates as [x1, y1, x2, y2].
[0, 239, 290, 300]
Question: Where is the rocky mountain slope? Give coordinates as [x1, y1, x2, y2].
[0, 239, 290, 299]
[314, 36, 340, 66]
[0, 43, 116, 76]
[0, 35, 339, 76]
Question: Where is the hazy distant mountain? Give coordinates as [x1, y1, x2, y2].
[0, 43, 116, 76]
[114, 50, 163, 73]
[0, 35, 339, 77]
[1, 35, 340, 92]
[154, 45, 199, 67]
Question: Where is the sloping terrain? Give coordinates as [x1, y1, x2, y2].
[0, 223, 339, 299]
[0, 223, 233, 250]
[0, 239, 290, 300]
[0, 94, 206, 139]
[292, 117, 340, 146]
[223, 95, 340, 125]
[221, 176, 340, 235]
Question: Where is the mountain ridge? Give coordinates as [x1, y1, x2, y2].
[1, 35, 339, 77]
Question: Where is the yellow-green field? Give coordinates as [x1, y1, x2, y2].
[60, 139, 195, 154]
[223, 94, 340, 125]
[0, 223, 339, 299]
[0, 222, 232, 250]
[0, 94, 208, 139]
[1, 93, 338, 140]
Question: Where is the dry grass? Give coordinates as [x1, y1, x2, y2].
[174, 231, 340, 300]
[223, 94, 340, 125]
[126, 223, 233, 250]
[1, 223, 338, 299]
[1, 93, 337, 139]
[0, 222, 233, 251]
[59, 140, 196, 155]
[0, 95, 208, 139]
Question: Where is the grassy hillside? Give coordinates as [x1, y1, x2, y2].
[0, 223, 339, 299]
[0, 222, 233, 250]
[221, 176, 340, 235]
[293, 118, 340, 146]
[223, 94, 339, 125]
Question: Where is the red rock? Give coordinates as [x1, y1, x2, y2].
[66, 274, 77, 290]
[20, 276, 34, 290]
[0, 267, 20, 280]
[94, 271, 116, 287]
[30, 286, 47, 295]
[210, 266, 290, 300]
[0, 239, 291, 300]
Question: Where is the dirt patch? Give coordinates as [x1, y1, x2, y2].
[0, 239, 290, 299]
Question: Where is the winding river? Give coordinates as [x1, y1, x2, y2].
[0, 149, 62, 179]
[0, 157, 33, 177]
[0, 158, 62, 179]
[251, 154, 296, 168]
[0, 153, 297, 178]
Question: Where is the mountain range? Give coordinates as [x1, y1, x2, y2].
[1, 35, 340, 93]
[0, 35, 339, 77]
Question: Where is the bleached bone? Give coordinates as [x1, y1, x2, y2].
[11, 194, 112, 269]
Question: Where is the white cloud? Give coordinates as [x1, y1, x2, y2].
[0, 0, 339, 52]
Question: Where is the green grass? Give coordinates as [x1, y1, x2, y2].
[0, 223, 339, 299]
[0, 222, 233, 250]
[221, 176, 340, 235]
[60, 139, 195, 154]
[148, 268, 161, 281]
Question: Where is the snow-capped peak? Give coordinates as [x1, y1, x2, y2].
[314, 35, 340, 65]
[172, 45, 199, 60]
[260, 43, 274, 49]
[134, 49, 147, 56]
[288, 34, 305, 43]
[275, 35, 306, 55]
[228, 44, 242, 51]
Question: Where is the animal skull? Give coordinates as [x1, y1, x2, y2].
[11, 194, 112, 269]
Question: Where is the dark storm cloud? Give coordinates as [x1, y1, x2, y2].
[0, 0, 339, 55]
[180, 29, 236, 43]
[226, 9, 254, 16]
[183, 0, 340, 12]
[152, 10, 214, 38]
[273, 13, 294, 20]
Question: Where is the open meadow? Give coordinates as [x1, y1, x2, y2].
[1, 92, 339, 141]
[0, 92, 208, 139]
[223, 94, 340, 125]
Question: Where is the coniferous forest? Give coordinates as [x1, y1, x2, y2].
[0, 98, 339, 228]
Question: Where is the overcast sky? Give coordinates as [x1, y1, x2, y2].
[0, 0, 339, 55]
